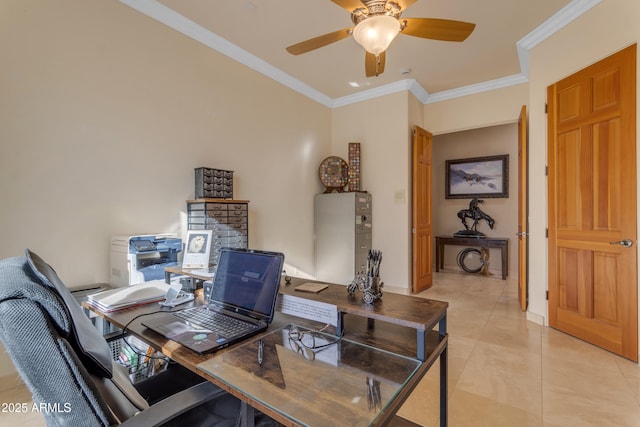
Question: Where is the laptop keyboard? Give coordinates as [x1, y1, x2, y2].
[174, 306, 257, 338]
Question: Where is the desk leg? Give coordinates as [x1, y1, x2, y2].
[336, 312, 345, 337]
[439, 316, 447, 337]
[416, 330, 426, 362]
[435, 240, 442, 272]
[239, 401, 255, 427]
[440, 344, 448, 427]
[439, 315, 448, 427]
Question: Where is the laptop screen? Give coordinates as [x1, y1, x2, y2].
[210, 248, 284, 319]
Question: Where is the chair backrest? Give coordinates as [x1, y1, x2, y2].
[0, 250, 149, 426]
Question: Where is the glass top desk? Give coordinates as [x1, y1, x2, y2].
[198, 324, 422, 426]
[96, 274, 449, 426]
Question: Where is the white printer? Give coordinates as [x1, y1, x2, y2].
[110, 234, 182, 287]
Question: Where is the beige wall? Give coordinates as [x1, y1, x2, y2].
[331, 92, 413, 290]
[424, 84, 529, 135]
[433, 124, 519, 277]
[0, 0, 331, 281]
[0, 0, 330, 378]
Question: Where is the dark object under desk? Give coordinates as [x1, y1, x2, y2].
[435, 235, 509, 279]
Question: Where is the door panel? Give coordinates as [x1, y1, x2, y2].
[412, 126, 433, 293]
[548, 44, 637, 361]
[517, 105, 528, 311]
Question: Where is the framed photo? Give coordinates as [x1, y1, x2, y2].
[182, 230, 212, 268]
[445, 154, 509, 199]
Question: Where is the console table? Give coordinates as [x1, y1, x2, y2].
[435, 235, 509, 280]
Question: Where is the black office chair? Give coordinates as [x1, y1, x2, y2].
[0, 249, 242, 426]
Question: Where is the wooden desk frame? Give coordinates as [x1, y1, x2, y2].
[280, 280, 449, 426]
[85, 279, 449, 427]
[435, 235, 509, 280]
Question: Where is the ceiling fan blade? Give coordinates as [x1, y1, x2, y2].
[401, 18, 476, 42]
[331, 0, 365, 12]
[286, 28, 353, 55]
[365, 51, 386, 77]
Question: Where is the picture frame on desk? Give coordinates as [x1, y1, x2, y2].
[182, 230, 212, 268]
[445, 154, 509, 199]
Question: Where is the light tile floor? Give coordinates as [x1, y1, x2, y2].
[1, 271, 639, 426]
[397, 271, 640, 427]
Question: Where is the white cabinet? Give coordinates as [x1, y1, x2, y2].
[314, 192, 372, 284]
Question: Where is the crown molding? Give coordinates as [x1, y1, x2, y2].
[121, 0, 600, 108]
[332, 79, 427, 108]
[424, 74, 529, 104]
[517, 0, 601, 78]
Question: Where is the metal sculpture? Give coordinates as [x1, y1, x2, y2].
[348, 249, 383, 304]
[455, 198, 495, 237]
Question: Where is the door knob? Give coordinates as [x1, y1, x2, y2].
[609, 239, 634, 248]
[515, 232, 529, 237]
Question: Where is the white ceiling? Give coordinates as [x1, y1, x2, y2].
[121, 0, 600, 108]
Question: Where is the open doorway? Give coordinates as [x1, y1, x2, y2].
[431, 124, 520, 281]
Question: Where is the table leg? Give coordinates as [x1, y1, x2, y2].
[501, 245, 507, 280]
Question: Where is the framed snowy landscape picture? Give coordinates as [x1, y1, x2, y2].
[445, 154, 509, 199]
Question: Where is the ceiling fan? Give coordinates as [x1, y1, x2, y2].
[286, 0, 475, 77]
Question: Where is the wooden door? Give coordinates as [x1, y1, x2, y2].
[548, 44, 637, 361]
[517, 105, 528, 311]
[412, 126, 433, 293]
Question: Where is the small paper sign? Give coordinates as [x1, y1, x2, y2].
[182, 230, 212, 268]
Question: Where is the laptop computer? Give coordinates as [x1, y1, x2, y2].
[142, 247, 284, 354]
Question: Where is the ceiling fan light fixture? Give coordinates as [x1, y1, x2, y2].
[352, 15, 400, 55]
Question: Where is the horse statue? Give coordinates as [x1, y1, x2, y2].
[455, 198, 495, 237]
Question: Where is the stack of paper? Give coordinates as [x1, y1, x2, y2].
[86, 280, 170, 312]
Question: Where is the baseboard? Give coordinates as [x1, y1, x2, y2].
[526, 311, 545, 326]
[382, 285, 410, 295]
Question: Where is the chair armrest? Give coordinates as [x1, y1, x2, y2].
[119, 381, 227, 427]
